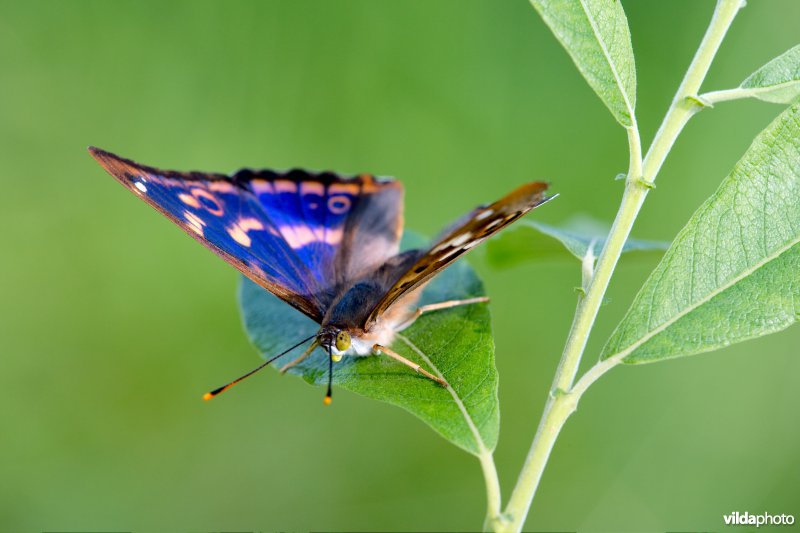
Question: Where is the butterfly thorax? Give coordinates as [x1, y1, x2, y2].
[323, 281, 383, 331]
[321, 281, 402, 356]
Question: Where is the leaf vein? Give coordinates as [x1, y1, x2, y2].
[398, 333, 490, 454]
[610, 238, 800, 361]
[578, 0, 634, 120]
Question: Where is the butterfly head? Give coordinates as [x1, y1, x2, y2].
[317, 326, 352, 362]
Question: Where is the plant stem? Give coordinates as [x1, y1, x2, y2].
[640, 0, 745, 182]
[480, 450, 505, 531]
[700, 87, 755, 104]
[498, 125, 646, 533]
[701, 83, 800, 106]
[497, 2, 744, 531]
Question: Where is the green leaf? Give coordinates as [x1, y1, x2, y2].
[602, 102, 800, 364]
[530, 0, 636, 127]
[487, 215, 668, 266]
[739, 44, 800, 104]
[239, 235, 498, 456]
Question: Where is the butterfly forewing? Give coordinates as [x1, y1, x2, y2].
[89, 148, 404, 323]
[364, 181, 551, 327]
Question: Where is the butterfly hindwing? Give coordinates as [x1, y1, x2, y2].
[238, 167, 404, 290]
[364, 181, 551, 327]
[89, 148, 404, 323]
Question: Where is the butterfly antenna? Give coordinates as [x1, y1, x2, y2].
[324, 344, 334, 406]
[203, 334, 317, 401]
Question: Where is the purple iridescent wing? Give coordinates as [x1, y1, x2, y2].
[89, 147, 403, 322]
[236, 167, 403, 289]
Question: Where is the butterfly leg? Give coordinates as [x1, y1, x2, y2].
[396, 296, 490, 331]
[372, 344, 449, 388]
[280, 339, 320, 374]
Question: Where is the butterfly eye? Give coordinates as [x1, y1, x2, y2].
[335, 331, 351, 352]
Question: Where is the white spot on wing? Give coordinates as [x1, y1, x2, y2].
[178, 193, 200, 208]
[134, 181, 147, 193]
[476, 209, 493, 220]
[463, 237, 485, 250]
[183, 210, 206, 236]
[448, 232, 472, 247]
[485, 218, 503, 229]
[239, 218, 264, 232]
[281, 225, 314, 249]
[324, 227, 343, 245]
[227, 217, 265, 248]
[439, 246, 461, 260]
[279, 224, 343, 248]
[228, 226, 251, 247]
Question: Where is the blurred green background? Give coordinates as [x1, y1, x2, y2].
[1, 1, 798, 531]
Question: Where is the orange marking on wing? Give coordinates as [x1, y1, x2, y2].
[190, 188, 224, 216]
[281, 225, 315, 249]
[300, 181, 325, 196]
[178, 193, 201, 208]
[228, 225, 251, 247]
[239, 217, 264, 232]
[359, 174, 377, 193]
[328, 183, 359, 195]
[323, 227, 343, 245]
[208, 181, 236, 193]
[276, 224, 344, 248]
[360, 174, 401, 193]
[227, 217, 264, 247]
[327, 195, 351, 214]
[274, 180, 298, 194]
[251, 179, 274, 195]
[161, 176, 184, 188]
[183, 211, 206, 236]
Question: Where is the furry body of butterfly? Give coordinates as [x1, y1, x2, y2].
[89, 147, 553, 400]
[326, 279, 424, 356]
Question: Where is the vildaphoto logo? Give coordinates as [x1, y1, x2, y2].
[723, 511, 795, 527]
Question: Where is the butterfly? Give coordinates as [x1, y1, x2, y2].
[89, 147, 553, 404]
